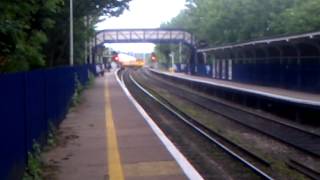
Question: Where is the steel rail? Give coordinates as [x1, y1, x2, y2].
[125, 72, 274, 180]
[144, 70, 320, 157]
[286, 159, 320, 180]
[136, 71, 271, 167]
[148, 69, 320, 137]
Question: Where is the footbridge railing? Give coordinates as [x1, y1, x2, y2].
[95, 28, 195, 47]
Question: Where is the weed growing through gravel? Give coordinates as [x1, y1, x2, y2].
[23, 142, 42, 180]
[71, 74, 84, 107]
[47, 121, 58, 148]
[23, 121, 59, 180]
[71, 72, 95, 107]
[86, 71, 95, 88]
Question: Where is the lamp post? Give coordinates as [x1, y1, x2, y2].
[169, 52, 175, 73]
[179, 42, 182, 64]
[179, 42, 182, 72]
[70, 0, 74, 66]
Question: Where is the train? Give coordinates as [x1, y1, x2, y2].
[120, 58, 145, 68]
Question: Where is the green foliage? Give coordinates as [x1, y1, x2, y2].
[44, 0, 131, 67]
[0, 0, 64, 72]
[71, 71, 96, 107]
[22, 120, 62, 180]
[23, 121, 59, 180]
[270, 0, 320, 34]
[87, 70, 96, 88]
[156, 0, 320, 58]
[71, 73, 84, 106]
[0, 0, 131, 72]
[47, 121, 58, 147]
[154, 33, 191, 67]
[23, 142, 42, 180]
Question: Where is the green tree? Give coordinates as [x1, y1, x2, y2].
[156, 0, 320, 59]
[0, 0, 131, 72]
[0, 0, 63, 72]
[271, 0, 320, 34]
[44, 0, 131, 66]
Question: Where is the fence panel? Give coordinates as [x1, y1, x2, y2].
[25, 70, 47, 151]
[0, 64, 94, 180]
[0, 73, 27, 180]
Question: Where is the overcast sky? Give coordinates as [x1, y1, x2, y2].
[96, 0, 186, 53]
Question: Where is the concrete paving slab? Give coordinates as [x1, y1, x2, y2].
[42, 72, 190, 180]
[43, 76, 108, 180]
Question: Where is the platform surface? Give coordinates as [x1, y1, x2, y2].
[153, 70, 320, 106]
[43, 72, 194, 180]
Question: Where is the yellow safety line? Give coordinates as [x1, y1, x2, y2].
[105, 79, 124, 180]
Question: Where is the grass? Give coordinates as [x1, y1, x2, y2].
[272, 161, 307, 180]
[71, 74, 84, 107]
[86, 71, 95, 88]
[23, 121, 59, 180]
[23, 142, 43, 180]
[71, 71, 95, 107]
[47, 122, 58, 148]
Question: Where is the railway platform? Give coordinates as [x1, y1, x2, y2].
[149, 68, 320, 126]
[152, 69, 320, 107]
[43, 71, 201, 180]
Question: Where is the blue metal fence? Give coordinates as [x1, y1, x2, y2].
[174, 63, 188, 73]
[232, 57, 320, 93]
[0, 64, 95, 180]
[175, 63, 212, 77]
[183, 56, 320, 93]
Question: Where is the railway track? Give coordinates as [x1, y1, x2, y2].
[142, 69, 320, 158]
[287, 159, 320, 180]
[134, 68, 320, 179]
[120, 69, 274, 180]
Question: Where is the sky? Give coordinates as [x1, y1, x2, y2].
[95, 0, 186, 53]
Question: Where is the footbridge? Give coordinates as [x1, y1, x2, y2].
[95, 28, 195, 46]
[95, 28, 198, 73]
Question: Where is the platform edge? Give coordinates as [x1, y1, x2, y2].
[114, 69, 204, 180]
[150, 69, 320, 107]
